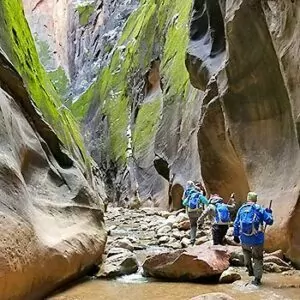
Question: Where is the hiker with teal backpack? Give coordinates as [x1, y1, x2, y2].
[197, 193, 236, 245]
[233, 192, 273, 286]
[182, 181, 208, 245]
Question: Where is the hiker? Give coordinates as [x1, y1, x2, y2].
[182, 181, 208, 245]
[197, 193, 235, 245]
[233, 192, 273, 286]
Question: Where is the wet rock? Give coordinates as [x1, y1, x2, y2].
[157, 225, 172, 235]
[219, 267, 241, 284]
[142, 244, 230, 280]
[181, 237, 191, 248]
[263, 262, 291, 273]
[97, 252, 139, 278]
[190, 292, 235, 300]
[110, 238, 134, 252]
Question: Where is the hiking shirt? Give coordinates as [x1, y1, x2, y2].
[198, 198, 235, 226]
[233, 202, 273, 246]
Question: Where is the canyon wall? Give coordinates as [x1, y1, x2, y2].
[22, 0, 300, 265]
[0, 1, 106, 298]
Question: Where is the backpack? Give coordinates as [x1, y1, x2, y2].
[215, 203, 231, 223]
[239, 204, 261, 236]
[187, 190, 200, 209]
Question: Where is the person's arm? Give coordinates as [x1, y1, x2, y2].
[197, 204, 213, 226]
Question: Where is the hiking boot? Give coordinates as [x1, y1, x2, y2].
[251, 278, 261, 286]
[190, 240, 195, 246]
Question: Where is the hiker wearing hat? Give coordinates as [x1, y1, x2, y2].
[233, 192, 274, 286]
[197, 193, 236, 245]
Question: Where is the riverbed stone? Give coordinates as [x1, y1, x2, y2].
[190, 293, 235, 300]
[264, 250, 284, 260]
[264, 255, 291, 268]
[158, 235, 170, 244]
[110, 238, 134, 252]
[142, 244, 230, 280]
[107, 247, 132, 258]
[219, 267, 241, 284]
[98, 252, 139, 278]
[181, 237, 190, 248]
[157, 225, 172, 235]
[178, 220, 191, 231]
[263, 262, 291, 273]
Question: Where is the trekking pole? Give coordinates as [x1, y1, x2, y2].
[263, 200, 273, 232]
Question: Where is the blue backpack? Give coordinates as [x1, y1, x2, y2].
[187, 191, 200, 209]
[215, 203, 231, 223]
[239, 204, 261, 236]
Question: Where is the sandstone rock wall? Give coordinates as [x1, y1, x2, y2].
[22, 0, 300, 265]
[0, 1, 106, 298]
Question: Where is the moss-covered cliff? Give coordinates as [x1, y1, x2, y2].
[68, 0, 300, 265]
[0, 0, 91, 175]
[0, 0, 106, 298]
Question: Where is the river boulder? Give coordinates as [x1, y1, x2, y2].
[98, 251, 139, 278]
[142, 244, 230, 280]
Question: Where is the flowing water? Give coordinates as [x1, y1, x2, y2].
[49, 270, 300, 300]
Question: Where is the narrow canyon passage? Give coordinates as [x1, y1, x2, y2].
[49, 207, 300, 300]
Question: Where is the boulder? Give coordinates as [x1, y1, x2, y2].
[98, 252, 139, 278]
[158, 235, 170, 244]
[107, 247, 132, 258]
[178, 220, 191, 231]
[142, 244, 230, 280]
[219, 267, 241, 284]
[110, 238, 134, 252]
[263, 262, 291, 273]
[175, 212, 189, 224]
[264, 256, 291, 268]
[157, 225, 172, 235]
[195, 236, 209, 245]
[181, 237, 191, 248]
[264, 250, 284, 260]
[190, 293, 235, 300]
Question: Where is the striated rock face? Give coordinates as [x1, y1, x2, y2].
[0, 1, 106, 298]
[22, 0, 300, 265]
[22, 0, 139, 98]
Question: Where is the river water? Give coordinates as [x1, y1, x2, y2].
[49, 270, 300, 300]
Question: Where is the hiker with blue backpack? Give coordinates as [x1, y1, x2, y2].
[197, 193, 235, 245]
[233, 192, 273, 286]
[182, 181, 208, 245]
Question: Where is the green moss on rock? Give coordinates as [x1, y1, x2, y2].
[0, 0, 91, 173]
[48, 66, 70, 98]
[72, 0, 194, 164]
[76, 3, 94, 26]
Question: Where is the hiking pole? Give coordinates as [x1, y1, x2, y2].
[263, 200, 273, 233]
